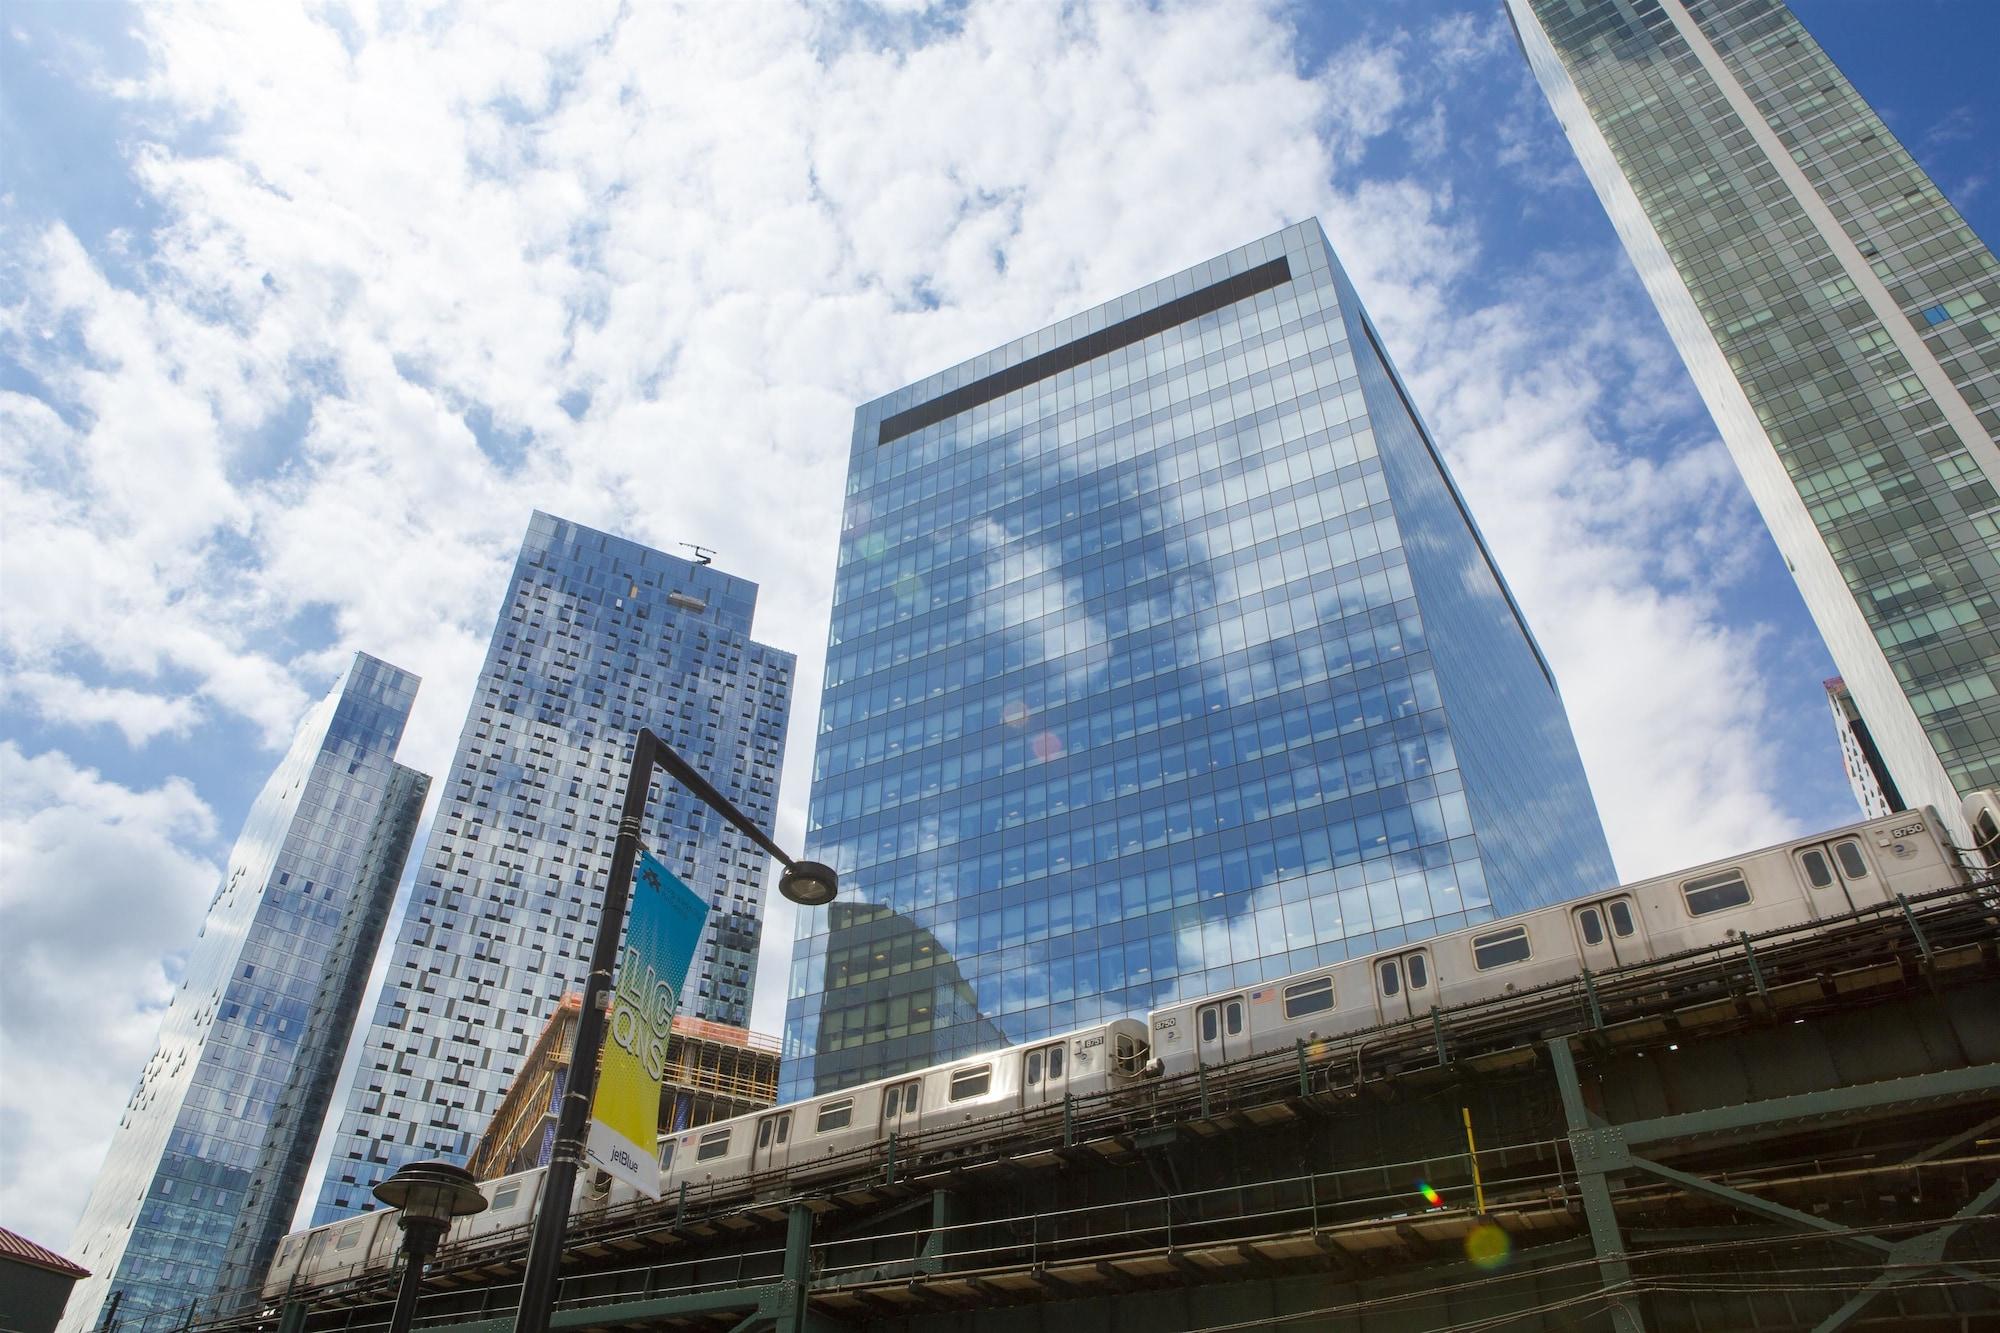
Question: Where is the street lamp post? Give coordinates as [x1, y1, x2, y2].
[511, 728, 836, 1333]
[372, 1162, 487, 1333]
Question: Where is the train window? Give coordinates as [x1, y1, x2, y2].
[1048, 1043, 1064, 1080]
[1683, 870, 1751, 916]
[756, 1118, 773, 1148]
[1472, 926, 1532, 970]
[658, 1141, 675, 1169]
[775, 1115, 790, 1144]
[1578, 909, 1604, 945]
[493, 1183, 520, 1210]
[1407, 954, 1428, 990]
[1609, 901, 1636, 937]
[816, 1100, 853, 1133]
[1201, 1007, 1220, 1041]
[1283, 977, 1335, 1018]
[335, 1229, 361, 1252]
[1800, 848, 1834, 888]
[696, 1129, 732, 1161]
[950, 1066, 992, 1101]
[1835, 841, 1868, 879]
[1225, 999, 1244, 1035]
[1026, 1050, 1043, 1086]
[1378, 961, 1400, 997]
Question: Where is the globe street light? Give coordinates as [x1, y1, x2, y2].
[373, 1161, 487, 1333]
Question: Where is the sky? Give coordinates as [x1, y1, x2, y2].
[2, 0, 1995, 1253]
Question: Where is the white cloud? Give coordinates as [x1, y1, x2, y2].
[4, 671, 202, 746]
[0, 744, 218, 1244]
[0, 0, 1838, 1247]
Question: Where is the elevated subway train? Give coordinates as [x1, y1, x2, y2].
[266, 792, 2000, 1297]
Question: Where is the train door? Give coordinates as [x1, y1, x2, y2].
[1793, 837, 1875, 914]
[1374, 948, 1432, 1021]
[1571, 895, 1645, 970]
[1195, 995, 1245, 1065]
[880, 1077, 922, 1139]
[751, 1110, 793, 1174]
[1021, 1039, 1069, 1109]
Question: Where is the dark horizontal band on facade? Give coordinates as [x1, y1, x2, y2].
[877, 256, 1294, 446]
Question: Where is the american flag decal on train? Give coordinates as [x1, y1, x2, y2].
[1250, 987, 1275, 1003]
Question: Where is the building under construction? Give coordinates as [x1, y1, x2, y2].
[469, 994, 780, 1180]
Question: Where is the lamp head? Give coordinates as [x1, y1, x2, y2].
[372, 1161, 488, 1227]
[779, 860, 839, 907]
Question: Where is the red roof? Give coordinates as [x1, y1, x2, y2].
[0, 1227, 89, 1279]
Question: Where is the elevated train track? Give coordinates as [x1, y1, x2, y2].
[207, 880, 2000, 1333]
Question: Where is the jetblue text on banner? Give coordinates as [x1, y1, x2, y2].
[586, 851, 709, 1196]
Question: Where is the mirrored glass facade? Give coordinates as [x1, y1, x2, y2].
[782, 221, 1616, 1098]
[1508, 0, 2000, 831]
[63, 655, 427, 1332]
[312, 513, 793, 1222]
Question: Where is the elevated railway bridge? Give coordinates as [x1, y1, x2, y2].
[225, 885, 1998, 1332]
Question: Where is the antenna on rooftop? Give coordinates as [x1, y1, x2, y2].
[680, 542, 715, 567]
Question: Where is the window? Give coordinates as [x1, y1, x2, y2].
[335, 1229, 361, 1252]
[696, 1129, 732, 1161]
[1026, 1050, 1043, 1086]
[1800, 848, 1833, 888]
[1200, 1006, 1220, 1041]
[1048, 1043, 1064, 1080]
[1578, 908, 1604, 946]
[1683, 870, 1752, 917]
[1407, 954, 1428, 989]
[1283, 976, 1335, 1018]
[493, 1183, 521, 1209]
[950, 1066, 992, 1101]
[816, 1100, 853, 1133]
[1225, 999, 1244, 1035]
[1378, 961, 1400, 997]
[1608, 901, 1636, 938]
[1835, 841, 1868, 879]
[756, 1118, 774, 1148]
[658, 1142, 675, 1170]
[1473, 926, 1532, 971]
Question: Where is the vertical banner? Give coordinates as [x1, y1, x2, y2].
[586, 850, 709, 1197]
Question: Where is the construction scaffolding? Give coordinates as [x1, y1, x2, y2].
[469, 998, 780, 1181]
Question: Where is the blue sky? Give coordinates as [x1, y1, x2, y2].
[1, 0, 1993, 1248]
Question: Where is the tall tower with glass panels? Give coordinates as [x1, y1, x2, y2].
[61, 655, 428, 1333]
[1506, 0, 2000, 832]
[311, 512, 793, 1222]
[781, 220, 1618, 1098]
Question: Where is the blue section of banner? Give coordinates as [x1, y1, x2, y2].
[586, 850, 710, 1196]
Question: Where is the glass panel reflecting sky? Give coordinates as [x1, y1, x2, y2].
[783, 221, 1615, 1099]
[63, 655, 427, 1332]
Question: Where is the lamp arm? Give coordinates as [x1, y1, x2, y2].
[642, 729, 795, 870]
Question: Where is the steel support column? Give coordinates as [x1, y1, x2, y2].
[1547, 1038, 1646, 1333]
[915, 1190, 964, 1276]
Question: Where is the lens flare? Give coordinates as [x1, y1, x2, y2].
[1465, 1221, 1511, 1269]
[1417, 1182, 1444, 1209]
[1002, 699, 1031, 728]
[1032, 730, 1065, 762]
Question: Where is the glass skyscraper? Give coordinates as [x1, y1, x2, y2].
[1507, 0, 2000, 832]
[781, 221, 1617, 1098]
[62, 655, 428, 1332]
[311, 512, 793, 1221]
